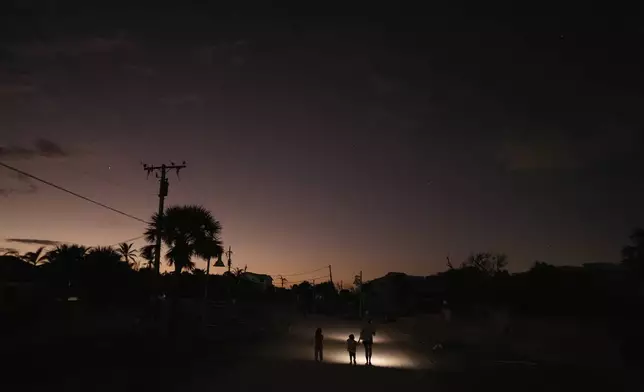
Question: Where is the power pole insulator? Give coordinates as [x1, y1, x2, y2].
[141, 161, 187, 275]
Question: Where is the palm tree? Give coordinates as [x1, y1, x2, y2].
[86, 246, 124, 263]
[200, 237, 224, 276]
[42, 244, 88, 295]
[117, 242, 138, 269]
[2, 248, 19, 256]
[139, 244, 156, 269]
[43, 244, 88, 267]
[85, 246, 132, 302]
[232, 267, 245, 278]
[144, 205, 223, 275]
[21, 246, 47, 266]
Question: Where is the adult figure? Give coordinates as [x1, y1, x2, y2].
[314, 328, 324, 361]
[359, 319, 376, 365]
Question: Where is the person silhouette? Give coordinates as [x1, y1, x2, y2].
[359, 319, 376, 365]
[347, 334, 358, 365]
[314, 328, 324, 361]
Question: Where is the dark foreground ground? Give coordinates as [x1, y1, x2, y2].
[194, 316, 634, 392]
[3, 314, 640, 391]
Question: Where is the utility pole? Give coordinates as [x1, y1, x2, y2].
[142, 162, 186, 275]
[225, 246, 233, 273]
[359, 270, 363, 318]
[328, 264, 333, 285]
[204, 256, 210, 300]
[278, 275, 287, 288]
[354, 271, 363, 318]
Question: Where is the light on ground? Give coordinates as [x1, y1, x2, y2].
[321, 349, 420, 369]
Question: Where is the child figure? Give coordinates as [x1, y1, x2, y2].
[314, 328, 324, 361]
[347, 334, 358, 365]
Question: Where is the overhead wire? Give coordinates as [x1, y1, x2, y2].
[1, 162, 340, 283]
[285, 274, 330, 285]
[107, 234, 147, 247]
[270, 266, 328, 278]
[0, 161, 149, 224]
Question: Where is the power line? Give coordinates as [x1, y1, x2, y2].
[0, 161, 149, 224]
[287, 274, 330, 285]
[270, 266, 328, 278]
[108, 234, 147, 247]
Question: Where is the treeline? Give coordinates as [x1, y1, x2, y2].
[437, 258, 634, 319]
[360, 228, 644, 321]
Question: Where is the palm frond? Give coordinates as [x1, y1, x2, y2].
[145, 204, 223, 274]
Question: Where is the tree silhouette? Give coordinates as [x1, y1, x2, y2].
[42, 244, 88, 297]
[85, 246, 133, 303]
[21, 246, 47, 266]
[622, 228, 644, 278]
[117, 242, 138, 269]
[144, 205, 222, 275]
[199, 236, 224, 274]
[2, 248, 19, 256]
[139, 244, 156, 269]
[232, 267, 245, 277]
[191, 268, 206, 277]
[86, 246, 127, 268]
[0, 254, 35, 282]
[462, 252, 508, 276]
[43, 244, 88, 267]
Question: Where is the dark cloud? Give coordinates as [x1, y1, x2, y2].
[6, 238, 62, 246]
[0, 171, 37, 197]
[0, 184, 37, 197]
[0, 146, 32, 160]
[35, 139, 67, 158]
[0, 138, 69, 160]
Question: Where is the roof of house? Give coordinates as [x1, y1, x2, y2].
[240, 271, 273, 282]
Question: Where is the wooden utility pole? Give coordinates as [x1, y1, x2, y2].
[359, 270, 363, 318]
[142, 162, 186, 274]
[225, 246, 233, 273]
[354, 271, 363, 318]
[328, 264, 333, 285]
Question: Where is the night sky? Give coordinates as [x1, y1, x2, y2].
[1, 4, 643, 283]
